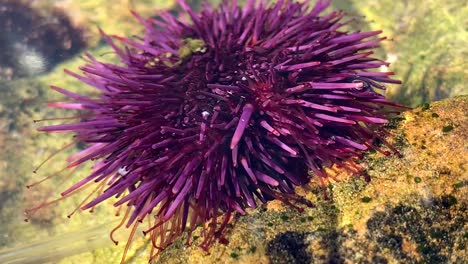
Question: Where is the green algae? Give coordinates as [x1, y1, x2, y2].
[442, 125, 454, 133]
[179, 38, 207, 59]
[361, 196, 372, 203]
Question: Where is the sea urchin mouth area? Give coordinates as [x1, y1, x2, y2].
[33, 0, 403, 261]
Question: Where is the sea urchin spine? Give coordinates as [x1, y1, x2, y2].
[31, 0, 402, 262]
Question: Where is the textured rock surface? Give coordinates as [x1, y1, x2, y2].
[0, 1, 466, 263]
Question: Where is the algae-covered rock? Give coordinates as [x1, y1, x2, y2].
[155, 96, 467, 264]
[332, 0, 468, 107]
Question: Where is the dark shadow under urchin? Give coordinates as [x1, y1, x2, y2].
[30, 0, 404, 262]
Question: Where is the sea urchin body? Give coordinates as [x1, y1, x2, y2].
[33, 0, 401, 261]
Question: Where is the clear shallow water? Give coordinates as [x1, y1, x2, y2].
[0, 0, 466, 263]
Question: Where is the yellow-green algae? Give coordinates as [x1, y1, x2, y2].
[333, 0, 468, 107]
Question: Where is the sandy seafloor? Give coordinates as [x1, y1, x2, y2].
[0, 0, 466, 263]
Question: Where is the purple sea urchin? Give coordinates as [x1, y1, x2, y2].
[31, 0, 402, 262]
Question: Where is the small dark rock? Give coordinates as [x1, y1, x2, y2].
[267, 231, 312, 264]
[0, 0, 85, 79]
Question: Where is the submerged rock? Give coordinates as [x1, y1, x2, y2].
[0, 0, 85, 80]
